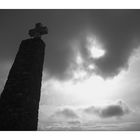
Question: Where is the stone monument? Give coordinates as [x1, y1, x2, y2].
[0, 23, 48, 130]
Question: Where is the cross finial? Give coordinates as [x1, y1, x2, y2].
[28, 23, 48, 38]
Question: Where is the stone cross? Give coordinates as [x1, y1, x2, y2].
[28, 23, 48, 38]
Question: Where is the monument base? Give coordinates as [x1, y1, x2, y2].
[0, 38, 45, 130]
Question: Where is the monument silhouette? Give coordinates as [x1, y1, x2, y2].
[0, 23, 48, 130]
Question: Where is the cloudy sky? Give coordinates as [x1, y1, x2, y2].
[1, 10, 140, 130]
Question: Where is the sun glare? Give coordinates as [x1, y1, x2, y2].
[87, 36, 106, 59]
[90, 46, 105, 58]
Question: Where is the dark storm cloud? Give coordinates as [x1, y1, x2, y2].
[84, 100, 130, 118]
[45, 10, 140, 80]
[0, 10, 140, 80]
[72, 10, 140, 79]
[52, 108, 79, 119]
[89, 10, 140, 78]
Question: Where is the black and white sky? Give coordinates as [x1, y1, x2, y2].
[1, 10, 140, 130]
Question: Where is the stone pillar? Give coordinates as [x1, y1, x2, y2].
[0, 38, 45, 130]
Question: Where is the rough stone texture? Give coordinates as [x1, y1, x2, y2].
[0, 38, 45, 130]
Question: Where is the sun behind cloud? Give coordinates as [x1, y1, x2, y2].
[86, 36, 106, 59]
